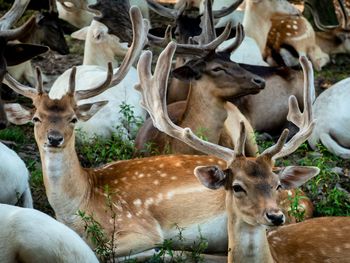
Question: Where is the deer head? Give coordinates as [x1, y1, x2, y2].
[3, 6, 148, 145]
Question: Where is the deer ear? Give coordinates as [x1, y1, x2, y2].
[4, 103, 33, 125]
[279, 166, 320, 189]
[76, 101, 108, 121]
[194, 165, 227, 190]
[71, 27, 89, 40]
[172, 65, 201, 82]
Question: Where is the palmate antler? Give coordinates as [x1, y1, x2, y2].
[135, 42, 316, 166]
[4, 6, 148, 102]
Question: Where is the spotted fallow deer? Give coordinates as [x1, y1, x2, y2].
[138, 43, 350, 263]
[265, 14, 330, 71]
[3, 41, 312, 261]
[136, 43, 338, 262]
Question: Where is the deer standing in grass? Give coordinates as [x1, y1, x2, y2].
[137, 42, 350, 263]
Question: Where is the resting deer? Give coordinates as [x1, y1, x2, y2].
[136, 22, 265, 157]
[138, 42, 350, 263]
[3, 40, 312, 261]
[0, 204, 98, 263]
[49, 7, 147, 140]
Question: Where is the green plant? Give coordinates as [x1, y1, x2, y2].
[0, 126, 27, 144]
[118, 101, 143, 140]
[194, 127, 209, 142]
[287, 189, 307, 222]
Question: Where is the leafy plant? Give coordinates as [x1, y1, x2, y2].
[287, 188, 307, 222]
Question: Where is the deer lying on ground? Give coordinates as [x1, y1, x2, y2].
[265, 14, 330, 70]
[136, 22, 265, 157]
[8, 0, 68, 86]
[308, 77, 350, 159]
[0, 142, 32, 208]
[3, 39, 312, 263]
[57, 0, 150, 29]
[138, 43, 350, 263]
[71, 20, 128, 68]
[49, 7, 147, 140]
[0, 204, 99, 263]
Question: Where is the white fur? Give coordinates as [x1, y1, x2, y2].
[57, 0, 149, 28]
[49, 65, 145, 140]
[71, 20, 128, 67]
[0, 142, 32, 208]
[308, 78, 350, 158]
[0, 204, 98, 263]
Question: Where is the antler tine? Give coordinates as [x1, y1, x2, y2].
[0, 0, 30, 30]
[67, 66, 77, 96]
[175, 22, 232, 57]
[3, 73, 38, 100]
[213, 0, 244, 18]
[0, 16, 36, 41]
[49, 0, 58, 13]
[148, 25, 173, 48]
[109, 6, 149, 87]
[194, 0, 216, 44]
[136, 42, 236, 166]
[337, 0, 350, 30]
[261, 56, 316, 161]
[35, 67, 44, 95]
[146, 0, 177, 19]
[235, 122, 247, 157]
[75, 62, 113, 100]
[218, 23, 244, 54]
[306, 3, 337, 31]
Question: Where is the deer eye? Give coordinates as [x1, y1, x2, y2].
[32, 116, 41, 123]
[212, 67, 224, 72]
[233, 184, 246, 193]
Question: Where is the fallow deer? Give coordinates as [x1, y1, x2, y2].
[308, 77, 350, 159]
[3, 35, 312, 261]
[137, 42, 350, 263]
[49, 6, 147, 140]
[265, 14, 330, 71]
[0, 204, 99, 263]
[135, 23, 265, 157]
[0, 0, 49, 129]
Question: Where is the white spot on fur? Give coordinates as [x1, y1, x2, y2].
[286, 32, 292, 36]
[113, 179, 118, 184]
[159, 163, 164, 168]
[293, 25, 298, 30]
[286, 24, 291, 28]
[160, 173, 167, 178]
[153, 180, 160, 185]
[133, 199, 142, 206]
[138, 173, 145, 178]
[126, 212, 132, 218]
[171, 176, 177, 180]
[167, 191, 174, 200]
[145, 198, 154, 207]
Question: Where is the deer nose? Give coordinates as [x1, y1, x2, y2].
[47, 132, 64, 147]
[266, 210, 285, 226]
[251, 77, 265, 89]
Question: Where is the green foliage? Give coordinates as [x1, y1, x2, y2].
[0, 126, 27, 144]
[26, 159, 43, 187]
[119, 102, 144, 140]
[194, 127, 209, 142]
[287, 189, 307, 222]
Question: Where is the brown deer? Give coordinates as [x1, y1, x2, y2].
[3, 13, 312, 260]
[137, 42, 350, 263]
[135, 23, 265, 157]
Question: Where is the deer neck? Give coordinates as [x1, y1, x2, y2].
[243, 4, 273, 54]
[180, 81, 227, 144]
[38, 136, 90, 223]
[227, 192, 274, 263]
[83, 41, 118, 68]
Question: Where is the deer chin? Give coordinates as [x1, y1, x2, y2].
[226, 88, 263, 102]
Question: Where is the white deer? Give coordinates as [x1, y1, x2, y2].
[0, 204, 99, 263]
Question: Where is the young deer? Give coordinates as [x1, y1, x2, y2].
[137, 42, 350, 263]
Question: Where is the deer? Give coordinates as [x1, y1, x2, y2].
[3, 37, 312, 263]
[48, 6, 147, 140]
[265, 14, 330, 71]
[135, 21, 266, 157]
[7, 0, 68, 86]
[308, 77, 350, 159]
[0, 204, 99, 263]
[137, 42, 350, 263]
[57, 0, 150, 29]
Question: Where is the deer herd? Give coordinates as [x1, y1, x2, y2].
[0, 0, 349, 262]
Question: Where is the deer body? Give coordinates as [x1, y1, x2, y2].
[0, 142, 32, 208]
[308, 77, 350, 158]
[0, 204, 99, 263]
